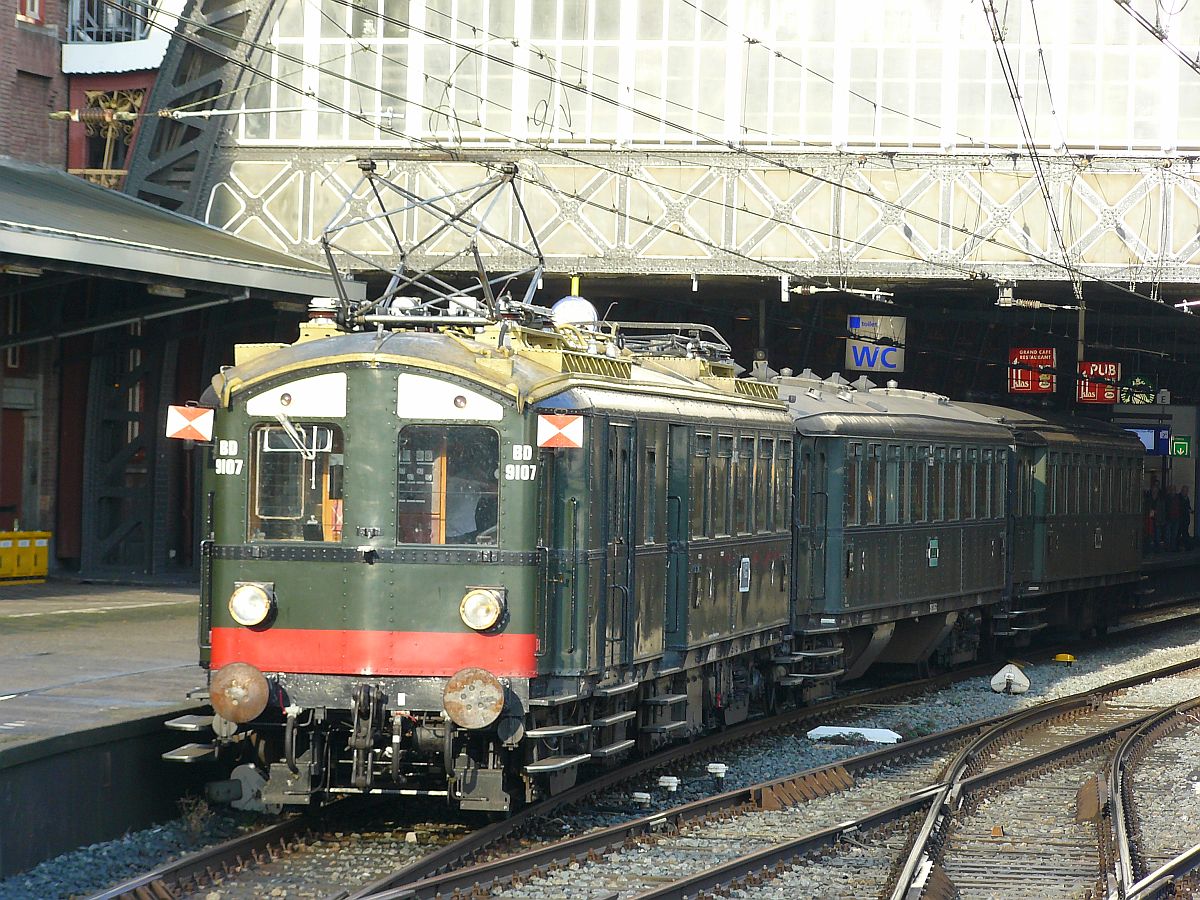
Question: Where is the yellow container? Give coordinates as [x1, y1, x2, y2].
[0, 535, 14, 579]
[1, 531, 50, 583]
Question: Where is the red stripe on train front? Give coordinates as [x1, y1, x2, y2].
[210, 627, 538, 677]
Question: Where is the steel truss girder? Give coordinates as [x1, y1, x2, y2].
[120, 0, 1200, 289]
[190, 149, 1200, 286]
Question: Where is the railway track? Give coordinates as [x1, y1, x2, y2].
[889, 667, 1200, 900]
[1107, 696, 1200, 899]
[84, 605, 1200, 900]
[89, 813, 321, 900]
[331, 657, 1200, 900]
[85, 663, 994, 900]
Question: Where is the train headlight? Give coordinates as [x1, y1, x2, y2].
[459, 587, 505, 632]
[228, 583, 274, 627]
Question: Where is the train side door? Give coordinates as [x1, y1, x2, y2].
[807, 445, 829, 604]
[604, 423, 635, 669]
[539, 443, 586, 670]
[793, 441, 813, 602]
[665, 424, 690, 648]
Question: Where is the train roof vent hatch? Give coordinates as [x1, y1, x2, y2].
[852, 375, 877, 392]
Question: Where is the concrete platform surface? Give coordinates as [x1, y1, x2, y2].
[0, 581, 204, 751]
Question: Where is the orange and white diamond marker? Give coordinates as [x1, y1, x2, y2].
[165, 405, 215, 441]
[537, 414, 584, 448]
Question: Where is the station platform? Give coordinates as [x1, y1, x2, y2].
[0, 580, 203, 752]
[1139, 545, 1200, 572]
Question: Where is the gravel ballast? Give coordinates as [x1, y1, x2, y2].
[5, 617, 1200, 900]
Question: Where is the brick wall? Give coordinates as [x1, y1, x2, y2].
[1, 0, 68, 164]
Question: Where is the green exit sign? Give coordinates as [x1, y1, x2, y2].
[1172, 436, 1191, 457]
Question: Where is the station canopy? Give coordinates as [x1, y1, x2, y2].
[0, 156, 360, 301]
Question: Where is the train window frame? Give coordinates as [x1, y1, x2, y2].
[980, 449, 992, 519]
[947, 447, 962, 521]
[712, 434, 734, 537]
[885, 445, 901, 525]
[737, 435, 755, 535]
[910, 446, 927, 523]
[757, 437, 775, 532]
[797, 443, 811, 529]
[968, 448, 982, 520]
[1081, 453, 1091, 515]
[690, 432, 712, 540]
[395, 424, 500, 547]
[1053, 451, 1061, 515]
[931, 447, 945, 522]
[846, 442, 862, 527]
[775, 439, 792, 530]
[813, 450, 828, 529]
[864, 443, 881, 525]
[642, 444, 658, 545]
[995, 450, 1007, 519]
[249, 422, 344, 543]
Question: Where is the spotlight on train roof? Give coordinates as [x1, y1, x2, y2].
[551, 295, 599, 326]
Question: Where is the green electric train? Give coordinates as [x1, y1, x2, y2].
[164, 301, 1143, 813]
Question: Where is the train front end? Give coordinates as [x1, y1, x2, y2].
[168, 319, 545, 813]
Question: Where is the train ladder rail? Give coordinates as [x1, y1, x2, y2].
[1106, 696, 1200, 900]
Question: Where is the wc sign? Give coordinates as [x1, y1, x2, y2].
[845, 314, 906, 372]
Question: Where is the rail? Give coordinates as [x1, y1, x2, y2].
[340, 655, 1200, 900]
[1110, 696, 1200, 898]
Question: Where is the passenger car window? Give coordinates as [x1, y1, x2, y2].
[932, 448, 945, 522]
[712, 435, 733, 536]
[846, 443, 861, 526]
[775, 440, 792, 529]
[865, 444, 881, 525]
[737, 436, 755, 534]
[758, 438, 775, 531]
[691, 433, 711, 538]
[250, 423, 344, 542]
[397, 425, 498, 545]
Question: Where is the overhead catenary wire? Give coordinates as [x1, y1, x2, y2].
[121, 0, 988, 286]
[119, 7, 1200, 384]
[302, 0, 993, 281]
[113, 0, 1200, 325]
[313, 0, 1196, 312]
[1113, 0, 1200, 79]
[983, 0, 1089, 367]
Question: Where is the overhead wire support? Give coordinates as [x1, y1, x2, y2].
[1112, 0, 1200, 78]
[983, 0, 1087, 361]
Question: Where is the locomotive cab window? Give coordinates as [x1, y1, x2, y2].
[397, 425, 499, 545]
[250, 423, 344, 542]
